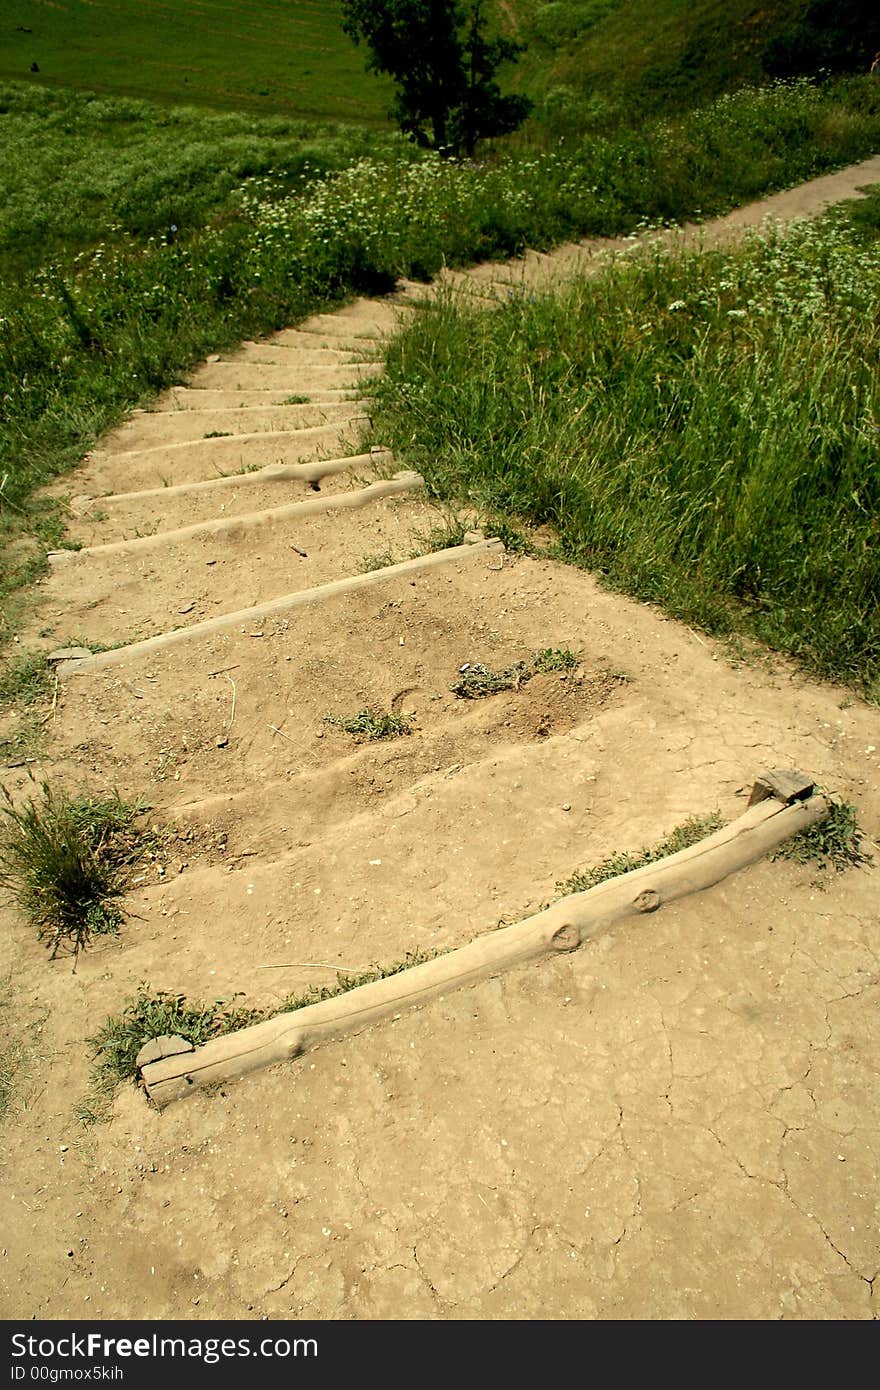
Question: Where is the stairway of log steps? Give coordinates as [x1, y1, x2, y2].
[46, 295, 502, 674]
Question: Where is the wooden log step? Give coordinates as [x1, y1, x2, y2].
[96, 403, 366, 453]
[138, 785, 828, 1107]
[49, 473, 423, 565]
[189, 363, 380, 391]
[97, 423, 369, 464]
[162, 388, 364, 410]
[93, 451, 391, 506]
[55, 536, 505, 675]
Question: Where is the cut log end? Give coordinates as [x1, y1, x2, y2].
[135, 1034, 194, 1071]
[748, 768, 815, 807]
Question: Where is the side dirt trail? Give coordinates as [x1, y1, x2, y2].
[1, 159, 879, 1320]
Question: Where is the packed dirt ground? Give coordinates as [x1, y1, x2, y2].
[1, 158, 879, 1320]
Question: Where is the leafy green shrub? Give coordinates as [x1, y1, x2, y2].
[324, 708, 413, 740]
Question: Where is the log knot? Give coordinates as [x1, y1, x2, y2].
[633, 888, 661, 914]
[550, 922, 581, 953]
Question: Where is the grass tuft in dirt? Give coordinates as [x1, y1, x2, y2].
[772, 798, 870, 873]
[451, 660, 531, 699]
[360, 548, 399, 573]
[0, 784, 154, 960]
[410, 515, 470, 555]
[557, 811, 725, 896]
[324, 707, 414, 741]
[451, 647, 580, 698]
[0, 651, 54, 710]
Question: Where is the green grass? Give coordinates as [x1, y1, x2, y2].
[773, 799, 871, 873]
[0, 81, 401, 275]
[374, 205, 880, 693]
[0, 785, 155, 960]
[0, 1, 392, 123]
[515, 0, 880, 131]
[0, 650, 53, 709]
[557, 811, 726, 896]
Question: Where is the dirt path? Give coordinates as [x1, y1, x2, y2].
[1, 158, 879, 1321]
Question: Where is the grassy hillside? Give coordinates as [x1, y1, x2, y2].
[6, 1, 880, 134]
[511, 1, 880, 128]
[0, 0, 392, 121]
[374, 198, 880, 692]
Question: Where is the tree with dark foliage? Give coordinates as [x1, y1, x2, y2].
[764, 0, 880, 78]
[341, 0, 531, 155]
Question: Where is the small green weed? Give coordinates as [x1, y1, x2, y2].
[203, 430, 233, 438]
[410, 516, 469, 555]
[532, 646, 579, 673]
[360, 548, 399, 572]
[557, 812, 725, 896]
[773, 799, 870, 874]
[451, 660, 531, 699]
[484, 518, 534, 554]
[0, 784, 154, 961]
[451, 647, 579, 698]
[324, 708, 413, 741]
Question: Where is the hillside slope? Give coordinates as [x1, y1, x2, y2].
[510, 0, 880, 122]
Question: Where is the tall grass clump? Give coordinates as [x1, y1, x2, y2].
[0, 785, 150, 960]
[373, 209, 880, 692]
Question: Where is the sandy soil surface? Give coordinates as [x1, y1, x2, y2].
[1, 157, 879, 1322]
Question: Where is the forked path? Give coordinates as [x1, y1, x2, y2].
[1, 157, 879, 1320]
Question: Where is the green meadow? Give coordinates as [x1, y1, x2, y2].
[0, 0, 391, 121]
